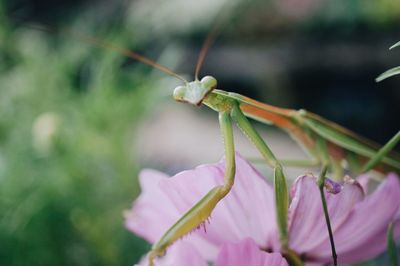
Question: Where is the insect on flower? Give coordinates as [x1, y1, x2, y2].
[38, 18, 400, 266]
[112, 30, 399, 265]
[125, 154, 400, 266]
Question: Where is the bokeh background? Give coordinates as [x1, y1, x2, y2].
[1, 0, 399, 265]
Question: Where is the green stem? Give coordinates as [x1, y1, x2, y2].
[318, 165, 337, 266]
[361, 131, 400, 173]
[387, 222, 399, 266]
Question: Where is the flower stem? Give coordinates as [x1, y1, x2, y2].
[318, 165, 338, 266]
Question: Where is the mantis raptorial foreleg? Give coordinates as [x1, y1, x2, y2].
[248, 158, 320, 168]
[279, 159, 320, 168]
[230, 103, 303, 266]
[232, 103, 341, 265]
[147, 111, 236, 266]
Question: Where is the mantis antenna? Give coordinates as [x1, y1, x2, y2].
[27, 24, 188, 83]
[194, 4, 236, 81]
[194, 23, 221, 81]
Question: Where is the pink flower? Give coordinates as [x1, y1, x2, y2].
[288, 172, 400, 265]
[125, 154, 400, 265]
[134, 238, 288, 266]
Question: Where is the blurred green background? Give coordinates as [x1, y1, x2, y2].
[1, 0, 399, 265]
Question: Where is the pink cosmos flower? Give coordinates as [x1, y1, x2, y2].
[133, 238, 288, 266]
[125, 154, 400, 265]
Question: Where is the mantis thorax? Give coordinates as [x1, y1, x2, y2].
[173, 76, 217, 106]
[202, 92, 235, 113]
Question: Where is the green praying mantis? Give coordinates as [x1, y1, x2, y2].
[52, 27, 400, 266]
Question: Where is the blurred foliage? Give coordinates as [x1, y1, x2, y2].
[376, 41, 400, 82]
[0, 4, 162, 265]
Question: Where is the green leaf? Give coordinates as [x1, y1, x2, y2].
[390, 41, 400, 50]
[387, 223, 399, 266]
[376, 66, 400, 82]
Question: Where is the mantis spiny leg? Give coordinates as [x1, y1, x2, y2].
[147, 111, 236, 266]
[248, 158, 320, 168]
[230, 103, 303, 266]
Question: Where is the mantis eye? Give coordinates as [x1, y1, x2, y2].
[200, 76, 217, 90]
[173, 85, 187, 101]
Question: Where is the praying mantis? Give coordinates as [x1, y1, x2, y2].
[55, 26, 400, 266]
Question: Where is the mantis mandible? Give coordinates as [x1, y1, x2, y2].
[65, 28, 400, 266]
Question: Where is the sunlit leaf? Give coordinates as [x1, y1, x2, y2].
[375, 66, 400, 82]
[389, 41, 400, 50]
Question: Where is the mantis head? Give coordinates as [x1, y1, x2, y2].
[173, 76, 217, 106]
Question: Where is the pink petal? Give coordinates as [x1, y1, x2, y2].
[215, 238, 288, 266]
[304, 263, 324, 266]
[126, 154, 277, 261]
[125, 169, 181, 243]
[158, 154, 278, 252]
[125, 169, 218, 259]
[288, 175, 365, 255]
[135, 241, 207, 266]
[318, 173, 400, 264]
[356, 174, 370, 194]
